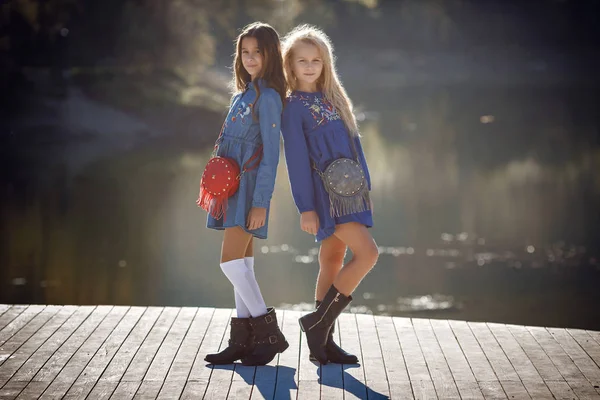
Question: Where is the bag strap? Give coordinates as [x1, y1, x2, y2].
[212, 92, 265, 179]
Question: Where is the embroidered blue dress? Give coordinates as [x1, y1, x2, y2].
[206, 79, 282, 239]
[282, 91, 373, 242]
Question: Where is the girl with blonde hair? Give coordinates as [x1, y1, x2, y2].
[281, 25, 378, 364]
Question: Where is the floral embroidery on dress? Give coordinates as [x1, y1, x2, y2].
[289, 92, 341, 127]
[231, 100, 253, 124]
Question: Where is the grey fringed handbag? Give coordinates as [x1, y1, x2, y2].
[313, 136, 371, 217]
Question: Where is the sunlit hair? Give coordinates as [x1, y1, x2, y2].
[282, 24, 358, 135]
[232, 22, 286, 106]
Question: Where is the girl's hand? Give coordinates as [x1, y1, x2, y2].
[247, 207, 267, 230]
[300, 211, 320, 235]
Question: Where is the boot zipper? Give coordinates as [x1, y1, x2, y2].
[307, 293, 340, 331]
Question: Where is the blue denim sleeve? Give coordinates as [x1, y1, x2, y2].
[252, 89, 282, 208]
[354, 135, 372, 191]
[282, 101, 315, 213]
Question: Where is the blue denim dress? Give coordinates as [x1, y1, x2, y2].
[281, 91, 373, 242]
[206, 79, 282, 239]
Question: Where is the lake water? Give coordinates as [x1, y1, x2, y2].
[2, 84, 599, 330]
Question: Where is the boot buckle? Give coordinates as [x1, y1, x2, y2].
[268, 335, 278, 344]
[264, 315, 273, 324]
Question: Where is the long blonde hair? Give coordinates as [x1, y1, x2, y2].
[282, 24, 359, 136]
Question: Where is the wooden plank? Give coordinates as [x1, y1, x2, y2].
[180, 381, 209, 400]
[526, 326, 587, 382]
[156, 308, 214, 400]
[499, 381, 531, 399]
[545, 380, 579, 400]
[85, 381, 118, 400]
[454, 381, 484, 400]
[430, 320, 476, 382]
[185, 308, 232, 399]
[549, 327, 600, 387]
[521, 380, 555, 398]
[0, 381, 28, 400]
[0, 306, 28, 335]
[373, 316, 409, 383]
[0, 306, 45, 348]
[412, 318, 460, 399]
[132, 380, 163, 399]
[477, 381, 507, 399]
[0, 306, 76, 388]
[97, 307, 164, 383]
[588, 331, 600, 346]
[140, 308, 197, 381]
[3, 306, 95, 386]
[570, 381, 600, 399]
[16, 306, 112, 398]
[297, 380, 320, 400]
[38, 306, 130, 399]
[0, 305, 65, 370]
[410, 380, 438, 400]
[447, 320, 498, 382]
[197, 309, 234, 400]
[14, 381, 48, 400]
[156, 381, 184, 400]
[356, 313, 391, 398]
[0, 305, 10, 318]
[227, 379, 253, 400]
[62, 306, 147, 400]
[430, 319, 482, 400]
[109, 381, 141, 400]
[273, 309, 301, 400]
[467, 322, 519, 382]
[337, 312, 366, 400]
[506, 325, 565, 382]
[164, 308, 214, 382]
[373, 315, 413, 399]
[486, 323, 542, 382]
[568, 329, 600, 368]
[121, 307, 180, 382]
[188, 308, 231, 381]
[392, 317, 431, 382]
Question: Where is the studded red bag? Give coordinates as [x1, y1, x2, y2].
[196, 123, 262, 221]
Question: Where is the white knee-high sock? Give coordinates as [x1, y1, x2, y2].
[220, 258, 267, 317]
[234, 257, 255, 318]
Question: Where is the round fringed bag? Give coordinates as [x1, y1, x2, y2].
[196, 123, 262, 221]
[312, 136, 370, 218]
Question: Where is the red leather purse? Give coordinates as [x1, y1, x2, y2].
[196, 123, 262, 221]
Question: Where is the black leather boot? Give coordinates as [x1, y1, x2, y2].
[299, 285, 352, 364]
[205, 317, 252, 364]
[309, 300, 359, 364]
[241, 308, 289, 366]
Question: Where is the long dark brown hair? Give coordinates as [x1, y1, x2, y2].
[233, 22, 286, 106]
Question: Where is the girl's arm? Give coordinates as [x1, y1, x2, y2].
[252, 89, 282, 209]
[354, 136, 372, 191]
[282, 101, 316, 213]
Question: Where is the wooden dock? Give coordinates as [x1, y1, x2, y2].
[0, 305, 599, 399]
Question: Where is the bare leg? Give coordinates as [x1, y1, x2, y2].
[316, 235, 346, 301]
[332, 222, 379, 296]
[245, 236, 254, 257]
[221, 226, 253, 263]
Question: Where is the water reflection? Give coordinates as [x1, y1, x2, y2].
[2, 86, 600, 331]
